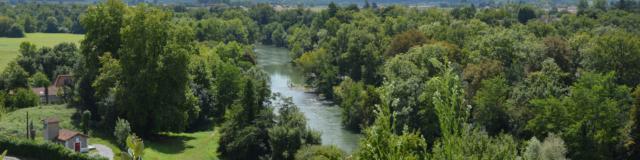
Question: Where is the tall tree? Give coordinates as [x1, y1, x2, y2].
[118, 4, 195, 135]
[77, 0, 126, 117]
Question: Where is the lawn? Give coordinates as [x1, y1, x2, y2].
[0, 105, 220, 160]
[0, 33, 84, 70]
[144, 130, 220, 160]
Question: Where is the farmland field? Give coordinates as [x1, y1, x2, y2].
[0, 33, 84, 70]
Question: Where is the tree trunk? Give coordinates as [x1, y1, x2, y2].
[45, 87, 49, 104]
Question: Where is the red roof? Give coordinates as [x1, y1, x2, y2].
[57, 129, 88, 141]
[53, 75, 73, 87]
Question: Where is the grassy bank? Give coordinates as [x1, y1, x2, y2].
[0, 33, 84, 70]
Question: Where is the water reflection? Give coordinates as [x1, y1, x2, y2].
[254, 44, 361, 153]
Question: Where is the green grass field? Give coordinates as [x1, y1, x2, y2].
[144, 131, 220, 160]
[0, 33, 84, 70]
[0, 105, 220, 160]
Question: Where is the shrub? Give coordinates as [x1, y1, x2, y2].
[294, 145, 345, 160]
[6, 24, 25, 38]
[5, 88, 39, 108]
[81, 110, 91, 134]
[523, 133, 568, 160]
[114, 118, 131, 149]
[0, 136, 106, 160]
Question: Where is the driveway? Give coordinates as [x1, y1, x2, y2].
[93, 144, 114, 160]
[3, 156, 20, 160]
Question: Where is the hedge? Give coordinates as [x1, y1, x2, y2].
[0, 136, 106, 160]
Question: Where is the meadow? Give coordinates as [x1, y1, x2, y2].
[0, 33, 84, 70]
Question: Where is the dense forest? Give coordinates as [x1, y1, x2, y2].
[1, 0, 640, 159]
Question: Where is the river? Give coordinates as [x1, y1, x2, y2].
[254, 44, 361, 153]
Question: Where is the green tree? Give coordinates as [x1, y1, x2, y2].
[218, 78, 274, 160]
[22, 15, 36, 33]
[529, 72, 630, 159]
[355, 105, 429, 160]
[334, 78, 379, 131]
[268, 95, 321, 160]
[6, 88, 39, 108]
[118, 5, 195, 135]
[7, 24, 25, 38]
[2, 62, 30, 90]
[81, 110, 91, 134]
[523, 134, 568, 160]
[582, 30, 640, 86]
[114, 118, 131, 149]
[77, 0, 126, 118]
[30, 72, 50, 104]
[295, 48, 339, 99]
[45, 16, 58, 33]
[472, 76, 510, 135]
[386, 29, 427, 57]
[518, 6, 537, 24]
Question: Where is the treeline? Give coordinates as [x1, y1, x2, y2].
[0, 3, 86, 37]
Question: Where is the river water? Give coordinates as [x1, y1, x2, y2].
[254, 44, 361, 153]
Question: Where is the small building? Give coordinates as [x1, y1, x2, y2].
[32, 75, 73, 104]
[43, 117, 89, 152]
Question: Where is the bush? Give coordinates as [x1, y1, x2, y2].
[81, 110, 91, 134]
[5, 88, 39, 108]
[0, 136, 106, 160]
[114, 118, 131, 149]
[6, 24, 25, 38]
[523, 133, 568, 160]
[294, 145, 345, 160]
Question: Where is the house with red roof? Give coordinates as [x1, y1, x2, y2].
[31, 75, 73, 104]
[42, 117, 89, 152]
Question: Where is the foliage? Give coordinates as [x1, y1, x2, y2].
[2, 62, 29, 90]
[81, 110, 91, 134]
[0, 135, 106, 160]
[294, 145, 345, 160]
[4, 88, 39, 109]
[334, 77, 379, 131]
[76, 0, 126, 118]
[386, 29, 427, 56]
[581, 29, 640, 86]
[6, 24, 25, 38]
[522, 133, 568, 160]
[472, 76, 510, 135]
[268, 95, 321, 160]
[625, 85, 640, 159]
[117, 4, 195, 135]
[30, 72, 51, 103]
[114, 118, 131, 149]
[355, 105, 429, 160]
[121, 134, 144, 160]
[218, 78, 274, 160]
[518, 6, 537, 24]
[295, 48, 339, 98]
[528, 72, 631, 159]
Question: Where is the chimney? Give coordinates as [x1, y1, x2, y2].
[43, 117, 60, 141]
